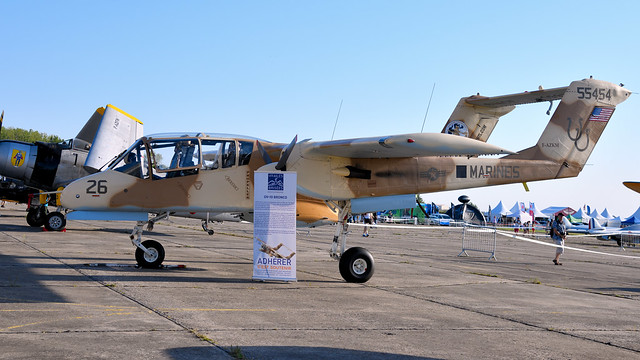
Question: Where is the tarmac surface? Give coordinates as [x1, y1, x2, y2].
[1, 203, 640, 359]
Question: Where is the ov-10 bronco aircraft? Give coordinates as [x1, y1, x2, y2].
[59, 78, 630, 283]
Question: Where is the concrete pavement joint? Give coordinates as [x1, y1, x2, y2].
[0, 230, 235, 358]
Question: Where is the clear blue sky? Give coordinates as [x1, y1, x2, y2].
[1, 1, 639, 217]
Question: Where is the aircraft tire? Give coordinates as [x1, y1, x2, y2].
[44, 212, 66, 231]
[135, 240, 165, 268]
[339, 247, 374, 283]
[26, 207, 47, 227]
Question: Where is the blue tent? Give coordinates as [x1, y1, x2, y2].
[622, 206, 640, 225]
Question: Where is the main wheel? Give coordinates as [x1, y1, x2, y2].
[26, 207, 47, 227]
[135, 240, 165, 268]
[339, 247, 375, 283]
[44, 212, 66, 231]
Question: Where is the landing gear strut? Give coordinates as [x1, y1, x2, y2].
[329, 200, 375, 283]
[201, 212, 214, 235]
[130, 212, 169, 268]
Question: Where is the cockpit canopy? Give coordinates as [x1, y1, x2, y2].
[109, 135, 254, 179]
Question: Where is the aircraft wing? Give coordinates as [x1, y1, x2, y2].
[301, 133, 514, 159]
[466, 86, 568, 107]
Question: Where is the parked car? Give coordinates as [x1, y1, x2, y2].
[428, 213, 451, 226]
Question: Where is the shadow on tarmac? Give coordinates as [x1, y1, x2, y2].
[165, 346, 440, 360]
[0, 253, 68, 304]
[590, 287, 640, 293]
[0, 223, 48, 233]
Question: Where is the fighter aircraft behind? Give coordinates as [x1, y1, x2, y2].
[567, 216, 640, 245]
[59, 78, 630, 283]
[0, 105, 143, 229]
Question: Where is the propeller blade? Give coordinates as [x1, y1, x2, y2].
[275, 135, 297, 171]
[0, 110, 3, 137]
[255, 140, 273, 165]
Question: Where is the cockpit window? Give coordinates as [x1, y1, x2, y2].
[58, 139, 73, 149]
[112, 140, 149, 179]
[149, 138, 201, 179]
[200, 139, 239, 170]
[112, 137, 251, 179]
[238, 141, 253, 166]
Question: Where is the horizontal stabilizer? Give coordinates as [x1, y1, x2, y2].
[302, 133, 514, 159]
[623, 181, 640, 194]
[466, 86, 568, 107]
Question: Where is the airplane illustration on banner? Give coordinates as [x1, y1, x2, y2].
[58, 77, 630, 283]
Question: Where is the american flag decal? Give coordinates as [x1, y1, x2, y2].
[588, 107, 614, 122]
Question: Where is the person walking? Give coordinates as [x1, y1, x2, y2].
[363, 212, 373, 237]
[552, 213, 567, 265]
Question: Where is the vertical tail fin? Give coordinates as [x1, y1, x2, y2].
[507, 78, 631, 178]
[74, 107, 106, 149]
[590, 217, 604, 230]
[84, 104, 143, 171]
[441, 97, 515, 142]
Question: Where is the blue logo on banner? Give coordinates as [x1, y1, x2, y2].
[268, 173, 284, 191]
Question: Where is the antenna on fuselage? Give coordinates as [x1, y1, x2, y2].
[331, 99, 343, 140]
[420, 83, 436, 132]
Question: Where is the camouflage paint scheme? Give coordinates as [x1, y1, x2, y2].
[61, 78, 630, 222]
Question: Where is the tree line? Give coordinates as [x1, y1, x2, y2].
[0, 127, 63, 143]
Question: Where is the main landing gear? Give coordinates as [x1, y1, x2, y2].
[27, 206, 67, 231]
[329, 200, 375, 283]
[26, 192, 67, 231]
[130, 212, 169, 268]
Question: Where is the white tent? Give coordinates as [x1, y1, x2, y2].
[507, 202, 532, 223]
[488, 201, 509, 218]
[589, 209, 603, 220]
[508, 202, 522, 215]
[600, 208, 614, 219]
[571, 208, 591, 224]
[528, 202, 548, 218]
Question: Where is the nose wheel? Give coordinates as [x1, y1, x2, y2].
[135, 240, 165, 268]
[339, 247, 375, 283]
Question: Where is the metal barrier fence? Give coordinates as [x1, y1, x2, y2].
[458, 225, 497, 260]
[621, 233, 640, 249]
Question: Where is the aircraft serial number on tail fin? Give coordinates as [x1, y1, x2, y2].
[576, 87, 611, 101]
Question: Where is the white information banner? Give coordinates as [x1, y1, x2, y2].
[253, 171, 297, 281]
